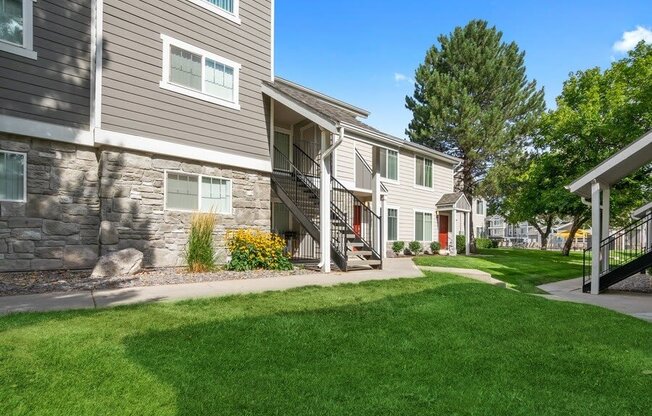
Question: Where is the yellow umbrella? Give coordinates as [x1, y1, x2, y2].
[556, 229, 591, 238]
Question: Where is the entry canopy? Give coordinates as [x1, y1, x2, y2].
[567, 130, 652, 199]
[436, 192, 471, 212]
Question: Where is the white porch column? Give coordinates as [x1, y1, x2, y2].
[269, 99, 275, 168]
[372, 147, 382, 255]
[601, 185, 610, 272]
[381, 195, 387, 260]
[451, 208, 457, 255]
[590, 181, 602, 294]
[465, 212, 470, 255]
[320, 128, 331, 273]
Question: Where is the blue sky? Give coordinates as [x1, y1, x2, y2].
[275, 0, 652, 138]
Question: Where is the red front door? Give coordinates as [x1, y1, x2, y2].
[353, 205, 362, 237]
[438, 215, 449, 248]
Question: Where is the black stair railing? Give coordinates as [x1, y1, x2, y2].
[272, 147, 320, 231]
[293, 144, 383, 267]
[583, 210, 652, 291]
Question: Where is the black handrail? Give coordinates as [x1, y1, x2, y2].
[583, 209, 652, 291]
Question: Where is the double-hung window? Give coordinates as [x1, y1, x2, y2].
[476, 200, 484, 215]
[0, 150, 26, 202]
[387, 208, 398, 241]
[380, 148, 398, 181]
[415, 155, 433, 188]
[160, 35, 241, 109]
[0, 0, 36, 59]
[188, 0, 240, 24]
[165, 172, 232, 214]
[415, 211, 433, 241]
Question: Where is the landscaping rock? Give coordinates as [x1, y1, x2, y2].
[91, 248, 144, 278]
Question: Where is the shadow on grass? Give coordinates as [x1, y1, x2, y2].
[122, 281, 651, 415]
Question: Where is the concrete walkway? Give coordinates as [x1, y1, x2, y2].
[538, 278, 652, 323]
[0, 258, 423, 315]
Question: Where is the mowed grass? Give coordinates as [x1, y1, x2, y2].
[1, 273, 651, 415]
[413, 248, 584, 293]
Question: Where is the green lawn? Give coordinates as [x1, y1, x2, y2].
[1, 273, 650, 415]
[413, 248, 584, 293]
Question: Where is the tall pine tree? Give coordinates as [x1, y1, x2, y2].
[406, 20, 544, 249]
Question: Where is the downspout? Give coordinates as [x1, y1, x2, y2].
[317, 125, 344, 270]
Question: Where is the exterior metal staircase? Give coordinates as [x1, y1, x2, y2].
[583, 210, 652, 292]
[271, 145, 382, 271]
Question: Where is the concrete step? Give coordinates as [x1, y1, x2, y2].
[348, 259, 382, 267]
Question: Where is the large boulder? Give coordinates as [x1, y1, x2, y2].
[91, 248, 143, 278]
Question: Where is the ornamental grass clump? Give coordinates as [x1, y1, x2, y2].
[185, 212, 217, 273]
[226, 229, 292, 271]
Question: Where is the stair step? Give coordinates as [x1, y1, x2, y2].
[348, 250, 373, 257]
[347, 259, 382, 267]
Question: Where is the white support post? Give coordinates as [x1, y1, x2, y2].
[451, 208, 457, 256]
[465, 212, 470, 255]
[320, 129, 331, 273]
[269, 99, 275, 168]
[381, 196, 387, 260]
[601, 185, 610, 272]
[372, 146, 382, 256]
[590, 181, 601, 294]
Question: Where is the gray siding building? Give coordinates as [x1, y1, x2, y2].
[0, 0, 273, 271]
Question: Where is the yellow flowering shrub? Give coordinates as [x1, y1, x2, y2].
[226, 229, 292, 271]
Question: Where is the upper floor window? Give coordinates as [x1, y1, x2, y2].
[380, 148, 398, 181]
[415, 155, 433, 188]
[160, 34, 241, 110]
[476, 200, 484, 215]
[187, 0, 241, 24]
[0, 150, 26, 202]
[0, 0, 36, 59]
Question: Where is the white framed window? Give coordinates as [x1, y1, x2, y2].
[476, 200, 484, 215]
[187, 0, 240, 24]
[414, 210, 433, 241]
[0, 150, 27, 202]
[380, 148, 398, 181]
[387, 207, 398, 241]
[415, 155, 433, 188]
[0, 0, 36, 59]
[165, 171, 232, 214]
[160, 34, 241, 110]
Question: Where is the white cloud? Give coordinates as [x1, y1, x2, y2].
[613, 26, 652, 53]
[394, 72, 414, 84]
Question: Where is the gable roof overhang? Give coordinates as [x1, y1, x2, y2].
[631, 201, 652, 220]
[261, 83, 339, 134]
[567, 130, 652, 199]
[435, 192, 472, 212]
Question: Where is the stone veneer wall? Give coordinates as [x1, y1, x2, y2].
[0, 133, 271, 272]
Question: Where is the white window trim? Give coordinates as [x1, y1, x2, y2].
[0, 150, 27, 203]
[413, 155, 434, 190]
[380, 148, 400, 183]
[164, 170, 233, 215]
[186, 0, 241, 25]
[0, 0, 37, 60]
[159, 34, 241, 110]
[413, 209, 434, 242]
[386, 205, 399, 242]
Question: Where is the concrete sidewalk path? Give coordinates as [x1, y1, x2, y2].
[0, 258, 423, 315]
[419, 266, 507, 288]
[538, 278, 652, 323]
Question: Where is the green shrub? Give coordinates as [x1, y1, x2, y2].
[475, 238, 494, 249]
[490, 239, 499, 248]
[456, 235, 466, 253]
[408, 240, 423, 255]
[227, 229, 293, 271]
[185, 212, 217, 273]
[392, 241, 405, 255]
[430, 241, 441, 253]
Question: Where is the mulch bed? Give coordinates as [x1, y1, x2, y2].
[0, 267, 318, 297]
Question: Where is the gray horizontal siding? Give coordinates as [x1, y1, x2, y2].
[0, 0, 91, 129]
[101, 0, 272, 161]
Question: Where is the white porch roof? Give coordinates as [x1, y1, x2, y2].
[435, 192, 472, 212]
[567, 130, 652, 198]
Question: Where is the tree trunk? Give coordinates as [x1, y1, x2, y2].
[529, 215, 553, 251]
[561, 214, 587, 256]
